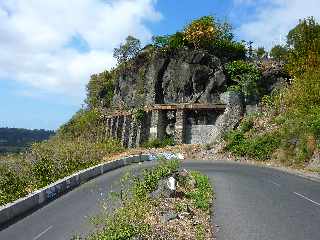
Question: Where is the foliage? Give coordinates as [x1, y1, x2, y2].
[225, 60, 261, 100]
[195, 224, 206, 240]
[153, 32, 186, 50]
[133, 108, 146, 124]
[0, 137, 123, 206]
[286, 17, 320, 76]
[270, 45, 288, 61]
[58, 109, 105, 142]
[184, 16, 217, 49]
[31, 138, 122, 187]
[0, 159, 35, 205]
[132, 159, 180, 200]
[283, 69, 320, 111]
[225, 116, 280, 161]
[256, 47, 267, 59]
[143, 136, 175, 149]
[186, 171, 213, 211]
[152, 16, 245, 60]
[211, 39, 246, 61]
[113, 36, 141, 65]
[226, 130, 281, 161]
[85, 70, 115, 109]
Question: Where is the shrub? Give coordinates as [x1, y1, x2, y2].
[58, 109, 105, 141]
[211, 39, 246, 61]
[143, 136, 175, 149]
[85, 70, 115, 109]
[31, 138, 123, 188]
[270, 45, 288, 61]
[0, 137, 123, 205]
[186, 171, 213, 211]
[134, 108, 146, 124]
[286, 17, 320, 76]
[133, 159, 180, 200]
[246, 133, 281, 160]
[0, 160, 34, 205]
[225, 60, 261, 101]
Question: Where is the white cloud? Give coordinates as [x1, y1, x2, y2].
[0, 0, 161, 102]
[235, 0, 320, 49]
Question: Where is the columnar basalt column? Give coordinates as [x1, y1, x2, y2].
[174, 110, 186, 144]
[136, 122, 142, 147]
[111, 116, 118, 138]
[128, 118, 138, 148]
[106, 118, 112, 138]
[149, 110, 166, 140]
[121, 115, 132, 148]
[116, 116, 124, 140]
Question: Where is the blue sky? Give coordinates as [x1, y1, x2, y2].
[0, 0, 319, 130]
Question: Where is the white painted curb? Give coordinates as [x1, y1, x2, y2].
[0, 154, 152, 226]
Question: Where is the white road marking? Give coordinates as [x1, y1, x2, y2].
[293, 192, 320, 207]
[269, 180, 281, 187]
[33, 226, 53, 240]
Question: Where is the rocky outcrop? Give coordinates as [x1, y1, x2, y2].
[209, 91, 243, 142]
[112, 48, 227, 109]
[259, 61, 290, 95]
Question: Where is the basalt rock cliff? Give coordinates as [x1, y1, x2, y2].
[111, 47, 288, 110]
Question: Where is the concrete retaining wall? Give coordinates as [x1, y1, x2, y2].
[0, 154, 151, 226]
[185, 125, 216, 144]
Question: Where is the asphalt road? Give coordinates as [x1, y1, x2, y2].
[1, 161, 320, 240]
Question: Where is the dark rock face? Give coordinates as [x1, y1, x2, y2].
[260, 61, 290, 94]
[112, 48, 227, 108]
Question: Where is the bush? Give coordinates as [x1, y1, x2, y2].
[31, 138, 123, 188]
[225, 117, 280, 161]
[143, 136, 175, 149]
[0, 160, 34, 205]
[225, 60, 261, 101]
[186, 171, 213, 211]
[0, 137, 123, 205]
[211, 39, 246, 61]
[270, 45, 288, 61]
[58, 109, 105, 142]
[286, 17, 320, 76]
[85, 70, 115, 109]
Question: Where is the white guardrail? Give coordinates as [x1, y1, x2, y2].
[0, 153, 183, 226]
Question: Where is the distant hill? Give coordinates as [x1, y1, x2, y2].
[0, 128, 55, 154]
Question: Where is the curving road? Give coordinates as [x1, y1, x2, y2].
[1, 161, 320, 240]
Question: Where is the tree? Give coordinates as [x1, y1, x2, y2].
[85, 71, 114, 109]
[270, 45, 288, 61]
[184, 16, 217, 49]
[113, 36, 141, 64]
[247, 41, 254, 59]
[256, 47, 267, 59]
[286, 17, 320, 75]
